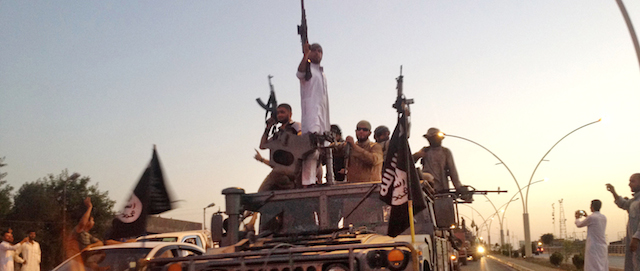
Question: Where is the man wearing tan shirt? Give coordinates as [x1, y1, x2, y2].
[335, 120, 383, 183]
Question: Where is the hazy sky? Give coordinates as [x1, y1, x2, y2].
[2, 1, 639, 245]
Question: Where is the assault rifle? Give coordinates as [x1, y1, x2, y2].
[392, 66, 414, 137]
[297, 0, 312, 81]
[256, 75, 278, 134]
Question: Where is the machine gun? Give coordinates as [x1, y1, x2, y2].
[433, 185, 507, 229]
[441, 185, 508, 203]
[297, 0, 312, 81]
[256, 75, 278, 135]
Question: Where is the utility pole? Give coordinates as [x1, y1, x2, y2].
[558, 199, 567, 239]
[551, 203, 555, 236]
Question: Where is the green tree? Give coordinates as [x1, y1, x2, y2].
[6, 170, 115, 270]
[0, 157, 13, 219]
[541, 233, 554, 245]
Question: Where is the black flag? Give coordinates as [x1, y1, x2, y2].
[379, 115, 426, 237]
[109, 147, 172, 240]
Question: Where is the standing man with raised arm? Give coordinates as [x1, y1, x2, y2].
[297, 42, 330, 187]
[0, 229, 28, 271]
[607, 173, 640, 271]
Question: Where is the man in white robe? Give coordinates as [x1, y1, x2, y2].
[297, 42, 330, 186]
[608, 173, 640, 271]
[0, 230, 28, 271]
[16, 231, 40, 271]
[575, 199, 608, 271]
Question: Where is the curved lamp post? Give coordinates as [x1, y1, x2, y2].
[446, 119, 599, 257]
[615, 0, 640, 72]
[62, 172, 81, 261]
[484, 196, 520, 253]
[522, 119, 600, 257]
[478, 178, 546, 254]
[442, 132, 526, 215]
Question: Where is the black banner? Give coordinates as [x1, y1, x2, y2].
[379, 115, 426, 237]
[109, 147, 172, 240]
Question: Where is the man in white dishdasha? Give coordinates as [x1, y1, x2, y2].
[297, 42, 330, 186]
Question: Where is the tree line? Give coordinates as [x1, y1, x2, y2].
[0, 157, 115, 270]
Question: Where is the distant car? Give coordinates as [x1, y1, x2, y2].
[137, 230, 213, 250]
[472, 244, 485, 261]
[52, 241, 204, 271]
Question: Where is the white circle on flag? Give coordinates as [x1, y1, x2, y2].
[118, 195, 142, 223]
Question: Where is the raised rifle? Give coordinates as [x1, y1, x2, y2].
[392, 66, 414, 137]
[297, 0, 312, 81]
[256, 75, 278, 135]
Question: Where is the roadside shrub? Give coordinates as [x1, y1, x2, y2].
[511, 250, 520, 258]
[572, 253, 585, 270]
[550, 252, 564, 266]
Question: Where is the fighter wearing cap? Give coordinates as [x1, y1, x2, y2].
[412, 127, 471, 200]
[332, 120, 383, 183]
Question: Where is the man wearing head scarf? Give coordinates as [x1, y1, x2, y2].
[412, 127, 471, 200]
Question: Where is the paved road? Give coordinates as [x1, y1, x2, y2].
[533, 253, 624, 269]
[459, 257, 515, 271]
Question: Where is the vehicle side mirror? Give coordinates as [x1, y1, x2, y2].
[434, 194, 456, 229]
[211, 214, 224, 243]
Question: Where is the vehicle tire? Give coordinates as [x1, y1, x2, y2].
[461, 257, 467, 266]
[423, 260, 431, 271]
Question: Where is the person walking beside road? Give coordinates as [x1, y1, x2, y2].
[0, 229, 28, 271]
[607, 173, 640, 271]
[575, 200, 608, 271]
[15, 230, 40, 271]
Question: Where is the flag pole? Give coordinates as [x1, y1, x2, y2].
[402, 114, 418, 271]
[395, 66, 418, 271]
[408, 200, 416, 244]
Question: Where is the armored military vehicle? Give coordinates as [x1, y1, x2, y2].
[146, 180, 480, 271]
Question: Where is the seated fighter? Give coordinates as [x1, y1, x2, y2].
[256, 103, 301, 192]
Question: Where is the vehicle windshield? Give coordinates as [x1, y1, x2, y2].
[138, 237, 178, 242]
[256, 185, 432, 236]
[54, 248, 152, 271]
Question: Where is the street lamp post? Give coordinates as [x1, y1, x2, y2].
[203, 203, 216, 230]
[62, 172, 80, 261]
[445, 119, 600, 257]
[522, 119, 600, 257]
[484, 196, 520, 254]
